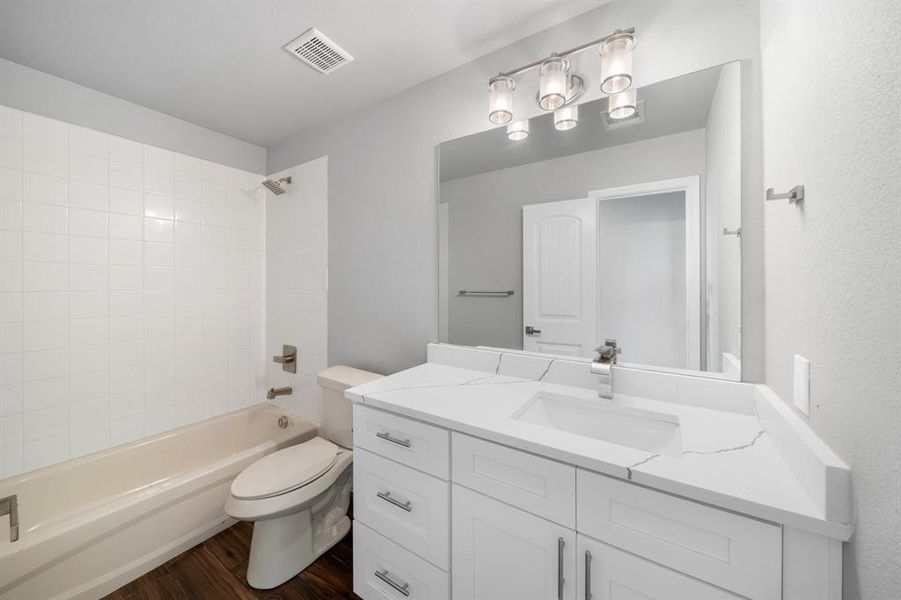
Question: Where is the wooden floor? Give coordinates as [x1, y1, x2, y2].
[103, 521, 362, 600]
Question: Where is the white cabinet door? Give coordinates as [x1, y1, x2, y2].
[522, 198, 597, 357]
[576, 534, 743, 600]
[452, 485, 576, 600]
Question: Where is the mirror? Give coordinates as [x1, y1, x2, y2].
[438, 62, 742, 379]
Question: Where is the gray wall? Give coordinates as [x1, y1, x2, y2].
[441, 130, 705, 354]
[760, 2, 901, 598]
[0, 59, 266, 174]
[268, 0, 762, 376]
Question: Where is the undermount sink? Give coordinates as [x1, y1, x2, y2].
[511, 392, 683, 458]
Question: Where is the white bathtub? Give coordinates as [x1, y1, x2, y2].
[0, 403, 316, 600]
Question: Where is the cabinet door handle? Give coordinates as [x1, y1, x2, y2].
[557, 537, 565, 600]
[584, 550, 592, 600]
[375, 569, 411, 596]
[376, 490, 413, 512]
[376, 431, 412, 448]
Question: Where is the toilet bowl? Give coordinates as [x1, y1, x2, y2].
[225, 366, 382, 589]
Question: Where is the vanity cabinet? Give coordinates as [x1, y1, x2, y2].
[576, 534, 743, 600]
[353, 405, 788, 600]
[452, 484, 576, 600]
[577, 470, 781, 600]
[353, 448, 450, 568]
[451, 432, 576, 527]
[353, 521, 450, 600]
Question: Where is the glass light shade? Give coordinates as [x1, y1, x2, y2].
[538, 57, 570, 111]
[599, 32, 635, 94]
[608, 88, 637, 120]
[488, 76, 515, 124]
[554, 105, 578, 131]
[507, 120, 529, 141]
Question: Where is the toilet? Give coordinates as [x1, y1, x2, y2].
[225, 366, 382, 589]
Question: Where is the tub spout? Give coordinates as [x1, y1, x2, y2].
[267, 386, 293, 400]
[0, 494, 18, 542]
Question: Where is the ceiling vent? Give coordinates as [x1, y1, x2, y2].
[284, 28, 353, 74]
[601, 100, 646, 131]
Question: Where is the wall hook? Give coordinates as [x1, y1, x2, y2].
[766, 185, 804, 204]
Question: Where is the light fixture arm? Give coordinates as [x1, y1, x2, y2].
[495, 27, 635, 79]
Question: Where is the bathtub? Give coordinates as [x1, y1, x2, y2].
[0, 403, 316, 600]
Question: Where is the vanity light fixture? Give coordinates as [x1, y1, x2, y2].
[599, 31, 636, 94]
[608, 87, 637, 120]
[507, 120, 530, 141]
[554, 105, 579, 131]
[486, 27, 635, 124]
[488, 76, 515, 125]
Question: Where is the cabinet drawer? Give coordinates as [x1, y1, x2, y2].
[354, 406, 450, 479]
[577, 470, 781, 600]
[354, 448, 450, 568]
[353, 521, 449, 600]
[577, 533, 743, 600]
[451, 432, 575, 527]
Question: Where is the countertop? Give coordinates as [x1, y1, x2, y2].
[347, 359, 852, 540]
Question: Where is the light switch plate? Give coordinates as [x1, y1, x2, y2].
[793, 355, 810, 415]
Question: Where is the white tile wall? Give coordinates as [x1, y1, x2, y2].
[0, 105, 267, 477]
[265, 157, 328, 423]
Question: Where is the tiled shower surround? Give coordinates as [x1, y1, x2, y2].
[0, 106, 268, 476]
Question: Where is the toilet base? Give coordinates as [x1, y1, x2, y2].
[245, 510, 351, 590]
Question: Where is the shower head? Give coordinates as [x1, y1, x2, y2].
[262, 176, 292, 195]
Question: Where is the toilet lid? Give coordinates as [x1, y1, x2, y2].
[231, 437, 339, 500]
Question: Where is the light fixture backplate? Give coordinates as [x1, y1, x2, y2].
[534, 75, 585, 110]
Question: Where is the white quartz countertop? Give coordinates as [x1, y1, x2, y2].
[347, 360, 852, 540]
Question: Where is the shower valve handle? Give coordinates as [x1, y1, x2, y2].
[273, 345, 297, 373]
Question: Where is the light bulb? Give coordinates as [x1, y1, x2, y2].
[538, 57, 570, 111]
[554, 105, 579, 131]
[507, 120, 529, 141]
[488, 76, 515, 124]
[600, 32, 635, 94]
[608, 88, 637, 120]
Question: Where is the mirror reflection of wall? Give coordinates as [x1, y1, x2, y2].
[438, 61, 742, 379]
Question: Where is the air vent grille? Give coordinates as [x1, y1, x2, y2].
[284, 28, 353, 74]
[601, 100, 646, 131]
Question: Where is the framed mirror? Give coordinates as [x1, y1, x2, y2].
[438, 61, 742, 380]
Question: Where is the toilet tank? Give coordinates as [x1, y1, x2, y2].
[317, 366, 382, 448]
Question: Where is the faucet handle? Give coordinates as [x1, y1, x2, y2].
[273, 345, 297, 373]
[594, 339, 621, 363]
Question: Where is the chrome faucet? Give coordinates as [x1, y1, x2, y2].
[0, 494, 18, 543]
[267, 386, 293, 400]
[590, 339, 621, 400]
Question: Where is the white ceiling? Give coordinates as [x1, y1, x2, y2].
[0, 1, 605, 147]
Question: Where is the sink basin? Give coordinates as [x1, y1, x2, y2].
[511, 392, 683, 458]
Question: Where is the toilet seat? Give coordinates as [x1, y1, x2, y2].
[231, 437, 339, 500]
[226, 445, 354, 523]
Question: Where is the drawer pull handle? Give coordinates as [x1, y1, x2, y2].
[376, 431, 412, 448]
[584, 550, 592, 600]
[377, 490, 413, 512]
[557, 537, 565, 600]
[375, 569, 411, 596]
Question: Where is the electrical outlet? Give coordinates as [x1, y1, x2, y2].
[793, 355, 810, 415]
